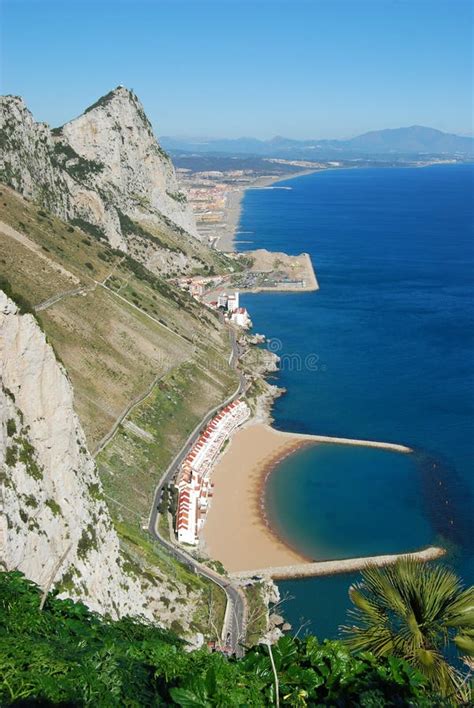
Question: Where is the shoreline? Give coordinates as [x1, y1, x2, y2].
[201, 425, 312, 572]
[201, 423, 427, 576]
[215, 169, 322, 252]
[203, 164, 449, 583]
[214, 161, 466, 252]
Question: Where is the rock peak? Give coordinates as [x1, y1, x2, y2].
[0, 88, 199, 255]
[82, 85, 142, 116]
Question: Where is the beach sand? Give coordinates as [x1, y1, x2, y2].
[201, 423, 417, 575]
[201, 423, 313, 572]
[215, 188, 246, 251]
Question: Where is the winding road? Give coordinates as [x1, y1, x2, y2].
[148, 326, 248, 655]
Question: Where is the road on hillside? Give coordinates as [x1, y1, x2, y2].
[148, 327, 248, 656]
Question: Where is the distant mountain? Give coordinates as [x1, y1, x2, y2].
[162, 126, 474, 159]
[344, 126, 474, 155]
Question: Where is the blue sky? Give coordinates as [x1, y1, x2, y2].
[0, 0, 472, 139]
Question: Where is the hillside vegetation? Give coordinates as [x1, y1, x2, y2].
[0, 88, 241, 277]
[0, 570, 447, 707]
[0, 185, 238, 638]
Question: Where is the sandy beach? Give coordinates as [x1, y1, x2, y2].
[201, 423, 420, 575]
[201, 424, 312, 572]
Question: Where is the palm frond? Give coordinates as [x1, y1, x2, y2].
[343, 558, 474, 699]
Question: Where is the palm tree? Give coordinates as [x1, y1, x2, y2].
[342, 557, 474, 701]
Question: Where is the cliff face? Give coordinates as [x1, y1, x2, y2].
[0, 96, 71, 218]
[0, 87, 199, 253]
[0, 291, 201, 630]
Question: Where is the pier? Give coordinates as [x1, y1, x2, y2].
[289, 432, 412, 454]
[232, 546, 446, 581]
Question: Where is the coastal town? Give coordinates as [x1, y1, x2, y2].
[166, 166, 320, 550]
[176, 278, 253, 328]
[175, 159, 328, 250]
[175, 400, 250, 545]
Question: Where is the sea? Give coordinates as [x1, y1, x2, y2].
[237, 163, 474, 640]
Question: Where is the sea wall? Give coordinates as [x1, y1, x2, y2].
[232, 546, 445, 581]
[263, 426, 412, 453]
[293, 433, 412, 454]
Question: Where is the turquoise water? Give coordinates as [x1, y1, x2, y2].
[239, 164, 474, 639]
[266, 444, 432, 561]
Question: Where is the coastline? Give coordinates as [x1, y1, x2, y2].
[214, 161, 464, 252]
[201, 424, 311, 572]
[203, 163, 452, 584]
[215, 169, 322, 252]
[201, 423, 424, 575]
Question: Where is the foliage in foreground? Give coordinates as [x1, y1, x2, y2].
[343, 557, 474, 703]
[0, 571, 452, 706]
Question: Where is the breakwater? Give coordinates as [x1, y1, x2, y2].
[275, 429, 412, 454]
[232, 546, 445, 581]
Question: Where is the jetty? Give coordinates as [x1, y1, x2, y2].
[288, 432, 412, 454]
[232, 546, 446, 581]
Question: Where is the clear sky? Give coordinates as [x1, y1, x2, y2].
[0, 0, 472, 139]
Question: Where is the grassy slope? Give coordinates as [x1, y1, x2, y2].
[0, 184, 237, 637]
[124, 210, 238, 277]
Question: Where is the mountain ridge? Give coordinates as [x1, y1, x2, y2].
[0, 87, 237, 276]
[161, 125, 474, 158]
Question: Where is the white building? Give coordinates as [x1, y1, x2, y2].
[217, 293, 228, 309]
[230, 307, 252, 329]
[175, 400, 250, 544]
[227, 292, 239, 312]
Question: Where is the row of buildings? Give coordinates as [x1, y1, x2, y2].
[209, 291, 252, 329]
[175, 400, 250, 545]
[176, 277, 253, 330]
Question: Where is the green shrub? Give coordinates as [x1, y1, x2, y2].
[18, 437, 43, 480]
[0, 570, 447, 707]
[76, 523, 98, 559]
[0, 276, 35, 315]
[5, 445, 17, 467]
[6, 419, 16, 437]
[117, 210, 185, 254]
[70, 218, 106, 241]
[45, 499, 62, 517]
[24, 495, 38, 509]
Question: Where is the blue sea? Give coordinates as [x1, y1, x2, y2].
[238, 164, 474, 640]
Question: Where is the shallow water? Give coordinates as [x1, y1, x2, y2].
[265, 444, 433, 561]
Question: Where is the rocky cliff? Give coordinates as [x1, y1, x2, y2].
[0, 290, 203, 632]
[0, 86, 199, 255]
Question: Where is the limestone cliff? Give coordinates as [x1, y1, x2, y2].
[0, 87, 199, 254]
[0, 290, 201, 631]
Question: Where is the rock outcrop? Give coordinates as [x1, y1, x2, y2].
[0, 290, 200, 630]
[0, 87, 199, 253]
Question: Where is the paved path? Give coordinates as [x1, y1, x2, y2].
[35, 285, 92, 311]
[148, 326, 248, 655]
[93, 366, 178, 456]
